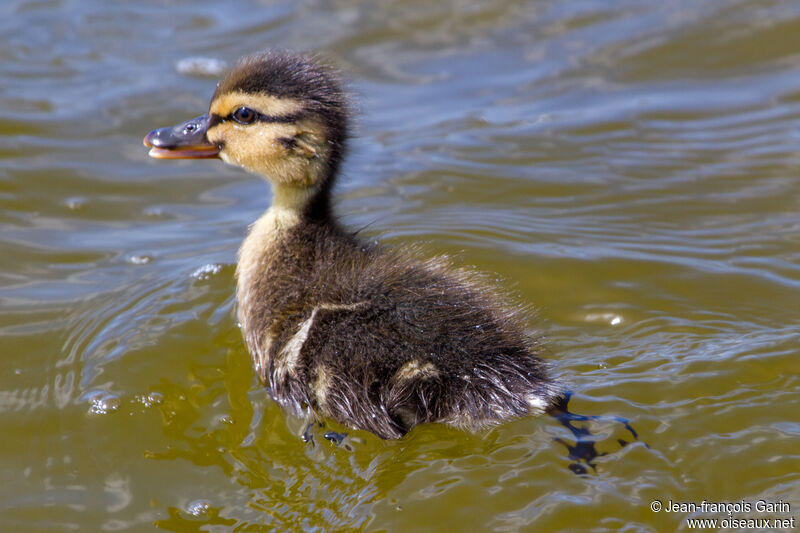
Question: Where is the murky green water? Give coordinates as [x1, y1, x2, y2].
[1, 0, 799, 531]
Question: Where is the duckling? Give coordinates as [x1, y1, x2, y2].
[144, 50, 562, 439]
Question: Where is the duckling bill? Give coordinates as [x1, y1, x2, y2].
[144, 50, 562, 439]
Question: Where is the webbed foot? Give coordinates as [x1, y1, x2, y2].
[548, 392, 645, 474]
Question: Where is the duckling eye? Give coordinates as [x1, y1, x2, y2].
[232, 107, 256, 125]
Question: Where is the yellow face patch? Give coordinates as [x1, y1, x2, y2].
[206, 91, 329, 187]
[209, 91, 304, 119]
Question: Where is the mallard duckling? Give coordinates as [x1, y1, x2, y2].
[144, 50, 561, 439]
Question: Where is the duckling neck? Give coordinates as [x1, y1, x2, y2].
[238, 184, 308, 280]
[235, 182, 333, 329]
[272, 183, 318, 217]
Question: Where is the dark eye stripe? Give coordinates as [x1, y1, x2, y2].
[253, 110, 306, 123]
[209, 110, 306, 126]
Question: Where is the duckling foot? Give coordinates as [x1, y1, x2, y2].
[323, 431, 347, 445]
[302, 421, 323, 446]
[301, 421, 348, 447]
[547, 392, 644, 475]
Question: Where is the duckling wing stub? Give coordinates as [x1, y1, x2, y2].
[279, 275, 556, 438]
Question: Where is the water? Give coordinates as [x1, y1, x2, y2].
[1, 0, 799, 530]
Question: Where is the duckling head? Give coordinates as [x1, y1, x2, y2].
[144, 50, 349, 215]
